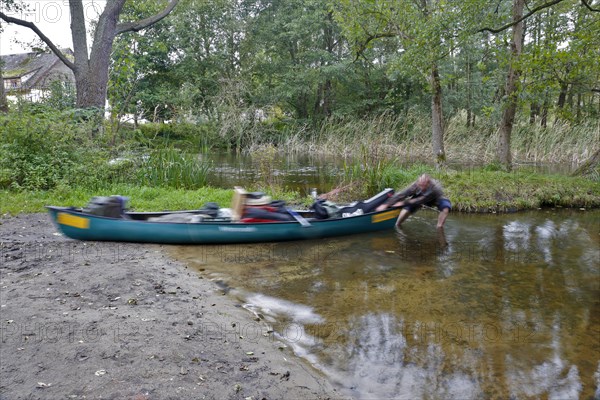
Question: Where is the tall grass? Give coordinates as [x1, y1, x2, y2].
[133, 121, 225, 152]
[136, 148, 211, 189]
[247, 144, 282, 191]
[444, 112, 600, 165]
[511, 120, 599, 165]
[274, 113, 426, 161]
[339, 137, 415, 198]
[240, 110, 598, 167]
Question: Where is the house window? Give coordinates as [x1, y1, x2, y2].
[6, 79, 20, 89]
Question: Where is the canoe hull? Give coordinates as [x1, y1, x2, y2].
[47, 206, 401, 244]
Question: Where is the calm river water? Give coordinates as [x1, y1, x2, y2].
[171, 208, 599, 399]
[201, 152, 576, 194]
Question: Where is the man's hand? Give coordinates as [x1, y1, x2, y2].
[375, 204, 389, 212]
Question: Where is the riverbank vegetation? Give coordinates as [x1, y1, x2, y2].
[0, 104, 598, 215]
[1, 166, 597, 216]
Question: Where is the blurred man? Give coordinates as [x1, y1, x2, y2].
[376, 174, 451, 228]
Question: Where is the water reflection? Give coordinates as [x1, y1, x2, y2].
[199, 152, 579, 193]
[203, 152, 341, 193]
[170, 210, 600, 399]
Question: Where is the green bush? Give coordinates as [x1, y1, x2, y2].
[0, 107, 220, 192]
[42, 81, 76, 110]
[0, 109, 94, 190]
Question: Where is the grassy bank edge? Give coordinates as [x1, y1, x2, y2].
[1, 169, 598, 216]
[0, 186, 304, 216]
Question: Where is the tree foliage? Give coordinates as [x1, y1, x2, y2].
[111, 0, 598, 130]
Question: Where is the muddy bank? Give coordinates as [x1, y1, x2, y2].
[0, 213, 345, 400]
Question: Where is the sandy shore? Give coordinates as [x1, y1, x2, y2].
[0, 213, 346, 400]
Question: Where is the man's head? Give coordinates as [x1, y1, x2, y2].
[417, 174, 431, 191]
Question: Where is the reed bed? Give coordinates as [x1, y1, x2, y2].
[245, 111, 598, 167]
[137, 148, 211, 189]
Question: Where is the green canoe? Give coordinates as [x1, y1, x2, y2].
[47, 188, 400, 244]
[46, 205, 401, 244]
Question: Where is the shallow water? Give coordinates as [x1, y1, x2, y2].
[170, 209, 600, 399]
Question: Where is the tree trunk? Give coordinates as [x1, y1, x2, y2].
[566, 83, 574, 109]
[556, 81, 568, 109]
[466, 58, 473, 128]
[541, 93, 549, 128]
[314, 80, 332, 119]
[323, 79, 332, 117]
[74, 64, 113, 110]
[0, 64, 8, 113]
[296, 92, 309, 119]
[529, 103, 539, 124]
[70, 0, 124, 109]
[430, 64, 446, 168]
[497, 0, 525, 170]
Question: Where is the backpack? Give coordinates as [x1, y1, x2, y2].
[199, 202, 220, 218]
[311, 199, 341, 219]
[84, 195, 128, 218]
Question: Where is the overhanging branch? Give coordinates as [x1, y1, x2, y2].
[581, 0, 600, 11]
[478, 0, 565, 34]
[354, 32, 397, 62]
[0, 12, 75, 70]
[115, 0, 179, 35]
